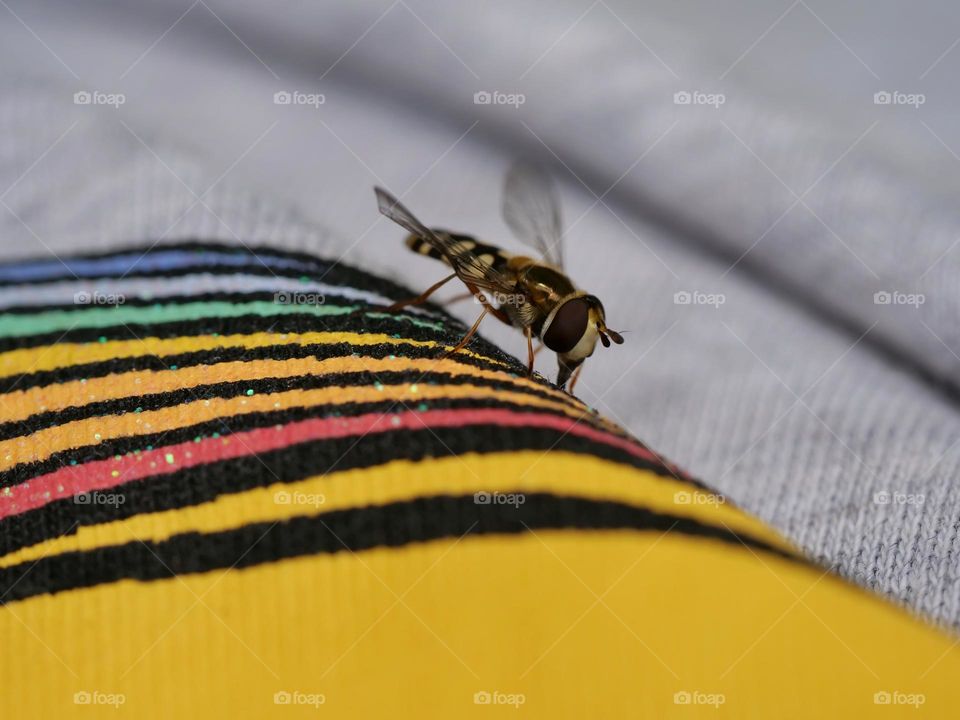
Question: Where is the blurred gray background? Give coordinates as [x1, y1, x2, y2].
[2, 0, 960, 631]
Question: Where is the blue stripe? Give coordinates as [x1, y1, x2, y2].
[0, 247, 327, 283]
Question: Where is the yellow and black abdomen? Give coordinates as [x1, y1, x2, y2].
[405, 229, 513, 273]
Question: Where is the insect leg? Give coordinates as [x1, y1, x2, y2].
[525, 326, 535, 375]
[568, 363, 584, 394]
[442, 290, 475, 305]
[439, 289, 517, 331]
[385, 273, 457, 312]
[461, 282, 512, 325]
[440, 288, 515, 328]
[442, 306, 490, 358]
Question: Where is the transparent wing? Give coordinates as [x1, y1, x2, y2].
[375, 187, 517, 296]
[501, 162, 564, 269]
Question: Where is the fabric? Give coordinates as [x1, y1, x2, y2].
[1, 241, 959, 717]
[2, 0, 960, 634]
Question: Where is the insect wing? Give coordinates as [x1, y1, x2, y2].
[375, 187, 518, 297]
[375, 186, 440, 244]
[501, 163, 565, 269]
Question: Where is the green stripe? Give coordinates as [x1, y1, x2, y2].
[0, 302, 446, 338]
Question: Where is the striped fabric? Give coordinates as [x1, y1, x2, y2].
[1, 241, 958, 718]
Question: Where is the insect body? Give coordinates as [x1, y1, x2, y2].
[375, 163, 623, 392]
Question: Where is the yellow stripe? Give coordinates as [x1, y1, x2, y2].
[0, 452, 790, 568]
[1, 355, 582, 425]
[3, 517, 957, 717]
[0, 330, 510, 378]
[0, 382, 595, 471]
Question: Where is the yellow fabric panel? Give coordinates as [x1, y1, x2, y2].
[2, 531, 956, 719]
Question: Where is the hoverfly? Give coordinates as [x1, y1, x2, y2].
[374, 162, 623, 392]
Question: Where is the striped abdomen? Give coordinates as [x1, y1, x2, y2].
[405, 229, 513, 273]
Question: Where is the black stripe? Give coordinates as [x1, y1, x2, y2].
[0, 422, 693, 557]
[407, 236, 445, 261]
[0, 337, 529, 394]
[0, 311, 510, 358]
[443, 233, 511, 268]
[0, 259, 338, 289]
[407, 230, 513, 270]
[0, 398, 581, 488]
[0, 493, 804, 605]
[0, 369, 597, 442]
[0, 290, 443, 319]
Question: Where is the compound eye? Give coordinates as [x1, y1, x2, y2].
[543, 299, 589, 353]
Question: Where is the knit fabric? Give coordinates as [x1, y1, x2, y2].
[1, 242, 958, 718]
[2, 32, 959, 635]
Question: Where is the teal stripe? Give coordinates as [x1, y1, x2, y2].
[0, 301, 446, 338]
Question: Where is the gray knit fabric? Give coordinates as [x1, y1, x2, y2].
[1, 0, 959, 630]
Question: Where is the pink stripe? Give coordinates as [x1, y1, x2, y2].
[0, 408, 664, 520]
